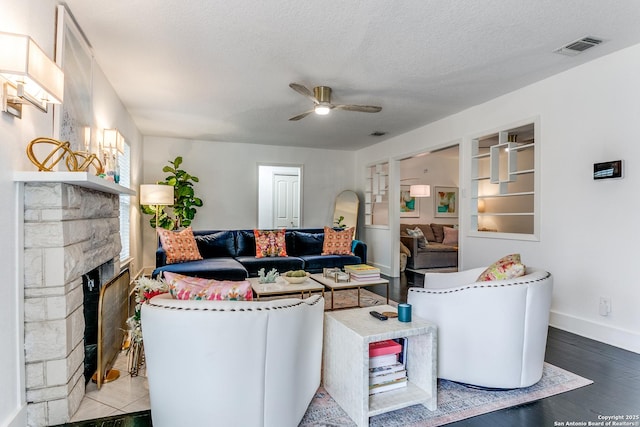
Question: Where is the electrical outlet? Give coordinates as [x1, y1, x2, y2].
[599, 297, 611, 316]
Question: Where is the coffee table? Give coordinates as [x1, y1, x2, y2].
[323, 305, 437, 426]
[248, 277, 324, 300]
[309, 273, 389, 310]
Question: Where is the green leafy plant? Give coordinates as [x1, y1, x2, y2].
[334, 215, 347, 229]
[141, 156, 203, 230]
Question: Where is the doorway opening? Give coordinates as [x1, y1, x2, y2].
[258, 164, 302, 229]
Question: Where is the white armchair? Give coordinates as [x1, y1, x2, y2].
[141, 293, 324, 427]
[407, 267, 553, 389]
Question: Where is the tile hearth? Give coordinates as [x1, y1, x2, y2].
[70, 352, 150, 422]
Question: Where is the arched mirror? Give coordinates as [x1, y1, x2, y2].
[333, 190, 359, 235]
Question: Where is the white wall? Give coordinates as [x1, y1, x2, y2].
[1, 2, 143, 425]
[141, 137, 356, 268]
[357, 44, 640, 353]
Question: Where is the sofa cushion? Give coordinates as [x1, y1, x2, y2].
[430, 224, 447, 243]
[405, 227, 428, 249]
[194, 231, 237, 258]
[442, 227, 458, 246]
[254, 229, 288, 258]
[476, 254, 525, 282]
[236, 230, 257, 256]
[158, 227, 203, 264]
[152, 258, 248, 281]
[300, 254, 362, 273]
[235, 255, 304, 277]
[164, 271, 253, 301]
[322, 226, 354, 255]
[402, 223, 436, 242]
[291, 231, 324, 256]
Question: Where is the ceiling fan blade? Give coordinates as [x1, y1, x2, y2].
[289, 110, 315, 121]
[289, 83, 318, 104]
[334, 104, 382, 113]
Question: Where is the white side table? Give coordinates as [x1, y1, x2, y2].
[323, 305, 437, 427]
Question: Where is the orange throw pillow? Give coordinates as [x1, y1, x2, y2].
[322, 226, 354, 255]
[254, 229, 288, 258]
[157, 227, 203, 264]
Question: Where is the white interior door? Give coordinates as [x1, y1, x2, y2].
[273, 174, 299, 228]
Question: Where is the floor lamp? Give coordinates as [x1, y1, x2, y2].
[140, 184, 174, 229]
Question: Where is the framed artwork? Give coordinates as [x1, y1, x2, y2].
[434, 186, 458, 218]
[54, 4, 94, 153]
[400, 185, 419, 218]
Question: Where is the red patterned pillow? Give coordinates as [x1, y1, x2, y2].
[322, 226, 354, 255]
[254, 229, 288, 258]
[157, 227, 203, 264]
[476, 254, 525, 282]
[164, 272, 253, 301]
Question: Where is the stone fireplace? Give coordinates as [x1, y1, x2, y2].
[18, 174, 128, 426]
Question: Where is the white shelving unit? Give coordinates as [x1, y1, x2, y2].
[470, 122, 536, 235]
[364, 163, 389, 226]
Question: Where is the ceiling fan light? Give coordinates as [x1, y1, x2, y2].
[314, 104, 331, 115]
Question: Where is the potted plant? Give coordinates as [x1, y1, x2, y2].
[141, 156, 203, 230]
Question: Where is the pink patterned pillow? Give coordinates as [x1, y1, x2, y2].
[164, 272, 253, 301]
[254, 229, 288, 258]
[322, 226, 354, 255]
[442, 227, 458, 246]
[157, 227, 203, 264]
[476, 254, 525, 282]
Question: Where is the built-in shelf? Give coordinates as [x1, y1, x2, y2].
[13, 171, 136, 195]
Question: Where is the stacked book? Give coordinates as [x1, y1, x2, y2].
[368, 338, 407, 395]
[345, 264, 381, 282]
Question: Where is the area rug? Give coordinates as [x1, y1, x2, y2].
[300, 362, 592, 426]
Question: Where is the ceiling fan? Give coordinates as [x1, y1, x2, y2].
[288, 83, 382, 121]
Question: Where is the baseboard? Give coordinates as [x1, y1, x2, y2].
[550, 310, 640, 354]
[1, 404, 27, 427]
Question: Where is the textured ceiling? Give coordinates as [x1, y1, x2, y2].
[62, 0, 640, 150]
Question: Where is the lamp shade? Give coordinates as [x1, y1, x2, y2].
[409, 184, 431, 197]
[140, 184, 174, 206]
[0, 31, 64, 107]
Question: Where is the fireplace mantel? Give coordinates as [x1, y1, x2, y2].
[14, 171, 136, 196]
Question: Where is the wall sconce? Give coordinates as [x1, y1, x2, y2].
[0, 31, 64, 118]
[103, 129, 125, 154]
[409, 184, 431, 197]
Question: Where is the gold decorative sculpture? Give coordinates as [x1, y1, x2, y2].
[26, 137, 104, 175]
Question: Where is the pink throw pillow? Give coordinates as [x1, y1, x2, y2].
[442, 227, 458, 246]
[164, 271, 253, 301]
[476, 254, 525, 282]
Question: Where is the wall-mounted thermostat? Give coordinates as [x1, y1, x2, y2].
[593, 160, 623, 180]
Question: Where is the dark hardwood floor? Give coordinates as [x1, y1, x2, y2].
[375, 271, 640, 426]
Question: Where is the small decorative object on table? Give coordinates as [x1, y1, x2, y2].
[282, 270, 309, 284]
[126, 276, 168, 376]
[323, 267, 351, 283]
[257, 267, 279, 283]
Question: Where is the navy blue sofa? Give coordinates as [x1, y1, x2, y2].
[152, 228, 367, 281]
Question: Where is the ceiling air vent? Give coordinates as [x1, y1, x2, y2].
[370, 131, 386, 137]
[554, 36, 604, 56]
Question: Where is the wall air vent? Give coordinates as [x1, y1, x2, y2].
[554, 36, 604, 56]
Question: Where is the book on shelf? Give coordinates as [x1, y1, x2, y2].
[369, 362, 405, 377]
[344, 264, 380, 274]
[369, 377, 408, 395]
[369, 339, 402, 357]
[369, 369, 407, 386]
[393, 337, 408, 366]
[368, 353, 398, 369]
